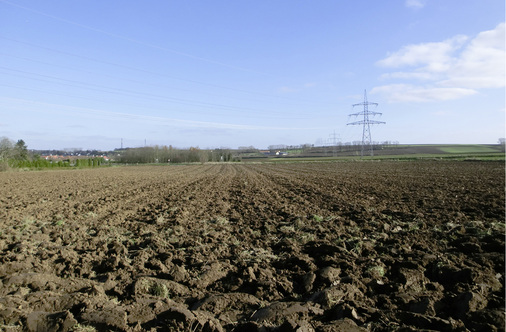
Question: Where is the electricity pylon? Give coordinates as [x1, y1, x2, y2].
[347, 90, 385, 157]
[329, 131, 340, 157]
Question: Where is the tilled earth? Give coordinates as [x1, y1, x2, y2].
[0, 161, 504, 331]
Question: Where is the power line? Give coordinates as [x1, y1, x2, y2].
[0, 0, 274, 77]
[0, 52, 331, 113]
[0, 36, 335, 107]
[0, 96, 319, 132]
[0, 67, 313, 119]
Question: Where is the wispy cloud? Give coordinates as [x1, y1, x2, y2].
[405, 0, 426, 9]
[278, 86, 300, 93]
[372, 84, 477, 102]
[374, 23, 505, 102]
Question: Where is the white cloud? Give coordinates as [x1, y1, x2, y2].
[405, 0, 426, 9]
[441, 23, 505, 89]
[375, 23, 505, 102]
[380, 71, 437, 81]
[377, 35, 467, 70]
[371, 84, 477, 102]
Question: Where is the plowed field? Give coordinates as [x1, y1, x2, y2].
[0, 161, 504, 331]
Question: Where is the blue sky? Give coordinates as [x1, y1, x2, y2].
[0, 0, 504, 150]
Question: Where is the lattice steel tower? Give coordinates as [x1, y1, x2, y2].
[347, 90, 385, 157]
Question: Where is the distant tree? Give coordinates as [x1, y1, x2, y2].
[13, 139, 28, 160]
[268, 144, 287, 150]
[199, 150, 209, 164]
[0, 137, 13, 160]
[238, 146, 257, 151]
[188, 147, 200, 163]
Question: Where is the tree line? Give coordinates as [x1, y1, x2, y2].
[117, 145, 237, 164]
[0, 137, 105, 171]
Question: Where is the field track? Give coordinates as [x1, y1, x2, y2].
[0, 161, 504, 331]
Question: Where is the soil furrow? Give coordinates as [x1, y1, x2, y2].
[0, 161, 503, 331]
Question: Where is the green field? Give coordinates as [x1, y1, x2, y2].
[241, 144, 505, 162]
[436, 145, 502, 154]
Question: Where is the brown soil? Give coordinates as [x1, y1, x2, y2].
[0, 161, 504, 332]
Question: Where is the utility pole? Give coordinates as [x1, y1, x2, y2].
[347, 90, 385, 157]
